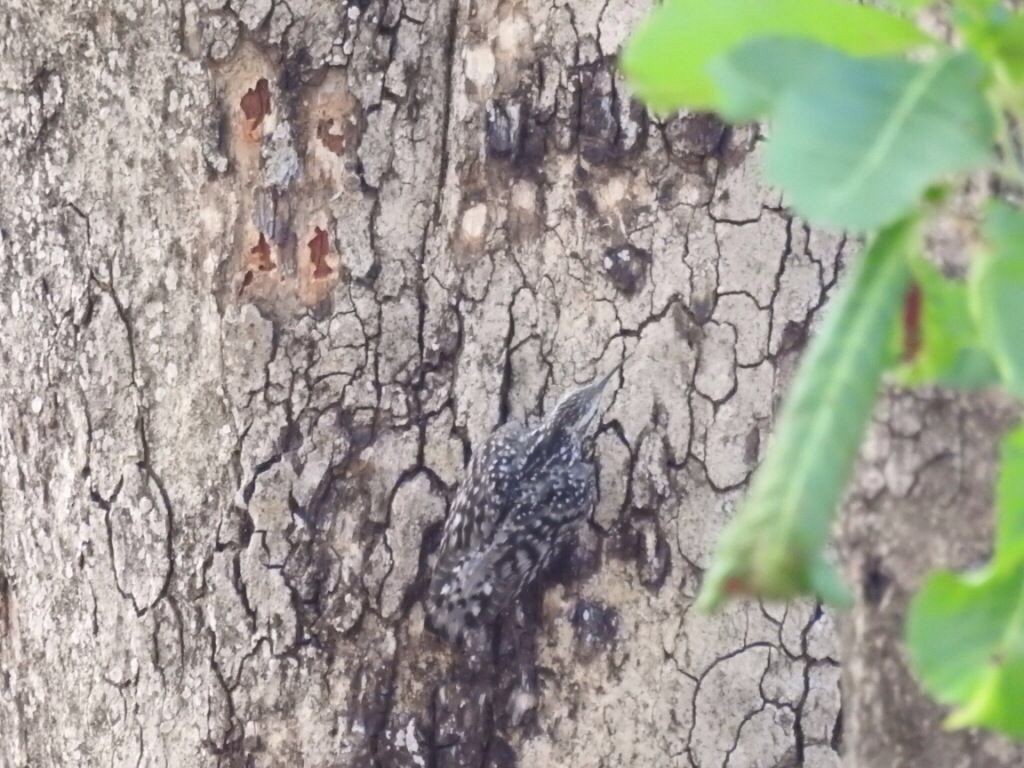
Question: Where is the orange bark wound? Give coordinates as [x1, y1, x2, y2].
[249, 233, 275, 272]
[317, 119, 346, 155]
[309, 227, 333, 279]
[240, 78, 271, 140]
[902, 282, 922, 362]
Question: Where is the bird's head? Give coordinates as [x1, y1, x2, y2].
[545, 366, 618, 441]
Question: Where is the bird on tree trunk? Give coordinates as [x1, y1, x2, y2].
[426, 368, 617, 643]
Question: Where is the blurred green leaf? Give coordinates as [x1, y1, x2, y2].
[887, 0, 997, 8]
[907, 422, 1024, 738]
[972, 203, 1024, 398]
[996, 426, 1024, 565]
[991, 20, 1024, 80]
[697, 218, 916, 611]
[907, 562, 1024, 738]
[956, 0, 1010, 21]
[621, 0, 930, 114]
[964, 13, 1024, 82]
[709, 39, 843, 122]
[892, 257, 999, 389]
[765, 52, 995, 231]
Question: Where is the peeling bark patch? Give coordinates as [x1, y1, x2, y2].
[484, 97, 546, 169]
[459, 202, 488, 249]
[577, 64, 645, 164]
[861, 559, 891, 607]
[635, 518, 671, 590]
[240, 77, 271, 140]
[602, 245, 650, 296]
[665, 112, 727, 161]
[485, 100, 524, 159]
[571, 599, 618, 659]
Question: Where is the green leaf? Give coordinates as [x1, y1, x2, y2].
[709, 39, 844, 122]
[991, 19, 1024, 81]
[907, 422, 1024, 739]
[959, 0, 1002, 9]
[972, 202, 1024, 398]
[907, 563, 1024, 738]
[697, 218, 916, 611]
[621, 0, 930, 114]
[996, 425, 1024, 566]
[964, 12, 1024, 82]
[765, 52, 995, 232]
[891, 257, 999, 389]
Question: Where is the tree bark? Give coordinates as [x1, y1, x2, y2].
[0, 1, 1015, 766]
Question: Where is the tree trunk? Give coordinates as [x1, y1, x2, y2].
[0, 1, 1015, 766]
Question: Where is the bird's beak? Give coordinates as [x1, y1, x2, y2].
[572, 364, 621, 434]
[595, 363, 622, 391]
[583, 361, 622, 400]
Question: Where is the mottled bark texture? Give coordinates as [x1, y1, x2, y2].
[0, 1, 1011, 766]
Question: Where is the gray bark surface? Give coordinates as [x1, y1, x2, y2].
[0, 1, 1015, 766]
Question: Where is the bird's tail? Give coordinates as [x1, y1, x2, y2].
[425, 533, 535, 644]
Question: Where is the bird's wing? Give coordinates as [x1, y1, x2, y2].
[437, 422, 525, 556]
[427, 464, 595, 642]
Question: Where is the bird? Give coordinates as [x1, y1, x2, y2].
[426, 368, 617, 643]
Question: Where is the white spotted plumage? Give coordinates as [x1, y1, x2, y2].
[426, 369, 617, 643]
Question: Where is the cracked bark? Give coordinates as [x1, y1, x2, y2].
[0, 1, 1019, 766]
